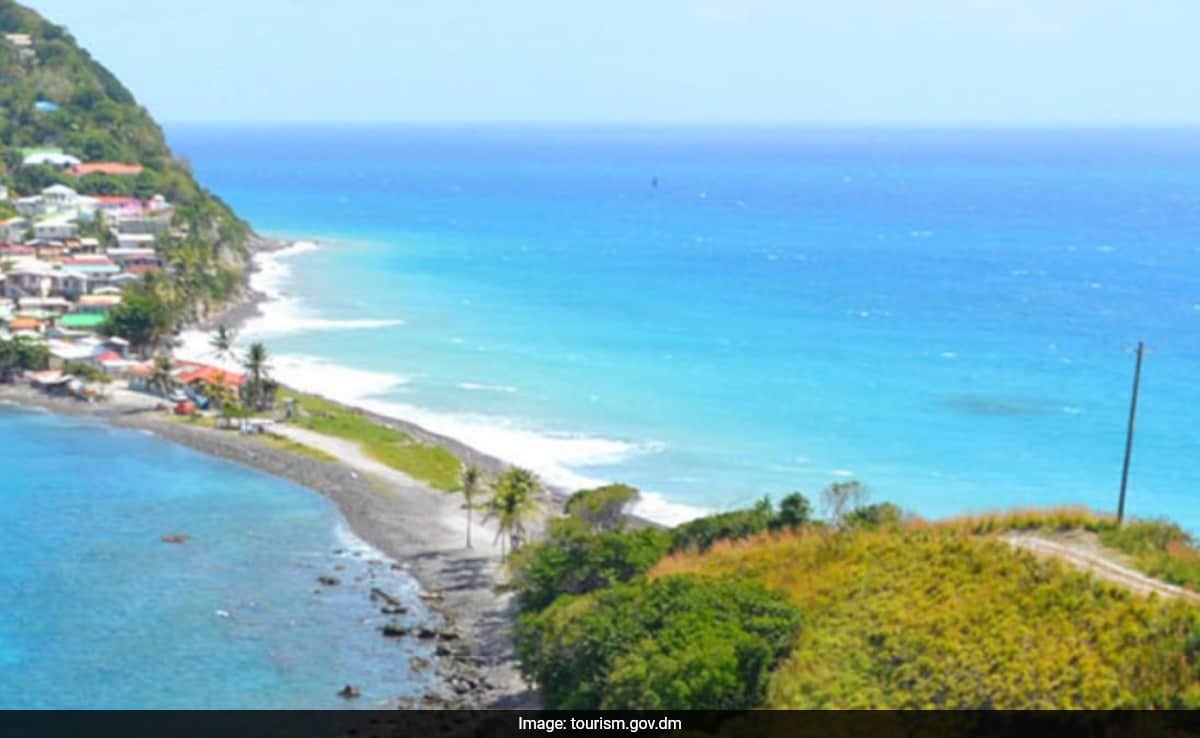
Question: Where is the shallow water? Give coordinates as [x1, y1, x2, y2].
[0, 406, 436, 708]
[169, 126, 1200, 530]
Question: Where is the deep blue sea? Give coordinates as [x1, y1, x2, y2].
[0, 405, 437, 708]
[165, 126, 1200, 528]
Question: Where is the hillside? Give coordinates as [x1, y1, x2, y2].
[509, 488, 1200, 710]
[0, 0, 251, 333]
[0, 1, 242, 223]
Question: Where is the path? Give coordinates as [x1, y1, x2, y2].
[1004, 534, 1200, 604]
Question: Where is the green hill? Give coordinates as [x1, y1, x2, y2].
[0, 0, 251, 331]
[510, 489, 1200, 710]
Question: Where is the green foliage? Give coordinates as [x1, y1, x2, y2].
[486, 467, 541, 556]
[509, 516, 671, 614]
[772, 492, 813, 531]
[515, 575, 802, 709]
[656, 526, 1200, 709]
[564, 483, 640, 533]
[670, 497, 778, 553]
[366, 442, 463, 492]
[101, 284, 171, 355]
[62, 360, 109, 383]
[1100, 520, 1200, 593]
[845, 502, 904, 530]
[0, 333, 48, 377]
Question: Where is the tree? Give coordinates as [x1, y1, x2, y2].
[149, 354, 175, 398]
[821, 481, 867, 530]
[101, 289, 172, 356]
[515, 575, 802, 709]
[670, 497, 777, 553]
[210, 324, 238, 365]
[461, 465, 483, 549]
[771, 492, 813, 531]
[0, 335, 49, 380]
[485, 467, 541, 558]
[564, 483, 640, 533]
[508, 517, 670, 613]
[241, 341, 273, 411]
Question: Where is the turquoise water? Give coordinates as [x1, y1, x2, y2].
[170, 126, 1200, 529]
[0, 405, 436, 708]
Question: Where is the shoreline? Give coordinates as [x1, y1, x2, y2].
[0, 381, 535, 708]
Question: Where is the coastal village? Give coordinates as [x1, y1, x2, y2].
[0, 148, 249, 404]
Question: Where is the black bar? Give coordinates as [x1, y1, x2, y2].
[1, 710, 1199, 738]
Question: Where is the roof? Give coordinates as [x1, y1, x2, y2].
[59, 313, 107, 329]
[72, 162, 145, 177]
[176, 364, 247, 388]
[128, 264, 161, 275]
[5, 33, 32, 47]
[78, 294, 123, 306]
[42, 184, 78, 196]
[8, 317, 44, 330]
[95, 350, 122, 363]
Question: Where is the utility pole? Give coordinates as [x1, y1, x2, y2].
[1117, 341, 1145, 525]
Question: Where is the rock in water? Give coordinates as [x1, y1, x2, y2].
[161, 534, 189, 544]
[317, 575, 340, 586]
[337, 684, 360, 699]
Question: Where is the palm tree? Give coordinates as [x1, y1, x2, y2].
[150, 354, 175, 398]
[461, 466, 483, 549]
[210, 324, 238, 365]
[484, 467, 541, 559]
[242, 341, 272, 410]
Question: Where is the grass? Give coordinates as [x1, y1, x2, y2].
[652, 525, 1200, 708]
[281, 390, 462, 491]
[929, 507, 1200, 593]
[257, 432, 339, 463]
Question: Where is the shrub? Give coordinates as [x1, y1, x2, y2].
[515, 575, 802, 709]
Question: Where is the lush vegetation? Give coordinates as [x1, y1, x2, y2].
[0, 333, 47, 378]
[669, 492, 813, 553]
[282, 390, 462, 491]
[1099, 519, 1200, 592]
[1, 1, 251, 329]
[654, 527, 1200, 709]
[937, 507, 1200, 593]
[256, 433, 338, 463]
[515, 575, 802, 709]
[510, 483, 1200, 710]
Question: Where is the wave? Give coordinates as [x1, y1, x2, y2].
[261, 351, 701, 521]
[457, 382, 518, 394]
[243, 242, 406, 339]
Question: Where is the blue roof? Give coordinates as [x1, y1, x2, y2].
[33, 101, 59, 113]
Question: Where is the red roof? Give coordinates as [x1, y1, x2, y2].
[95, 351, 122, 363]
[127, 264, 161, 275]
[71, 162, 144, 177]
[177, 365, 247, 388]
[65, 256, 115, 266]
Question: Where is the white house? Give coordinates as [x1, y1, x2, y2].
[22, 152, 81, 168]
[113, 234, 157, 251]
[41, 184, 79, 213]
[0, 217, 28, 243]
[34, 218, 78, 241]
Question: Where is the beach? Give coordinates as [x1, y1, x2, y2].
[0, 377, 536, 708]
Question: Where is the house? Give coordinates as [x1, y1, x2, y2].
[62, 256, 120, 276]
[7, 316, 45, 334]
[113, 234, 157, 251]
[4, 33, 32, 47]
[77, 293, 123, 312]
[71, 162, 144, 177]
[34, 218, 77, 241]
[116, 212, 172, 235]
[13, 196, 43, 218]
[22, 151, 81, 169]
[46, 339, 96, 368]
[174, 361, 247, 390]
[41, 184, 80, 213]
[75, 237, 102, 254]
[17, 297, 72, 314]
[58, 313, 107, 332]
[33, 100, 59, 114]
[96, 196, 143, 218]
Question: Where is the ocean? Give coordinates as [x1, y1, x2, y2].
[0, 405, 437, 709]
[168, 125, 1200, 530]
